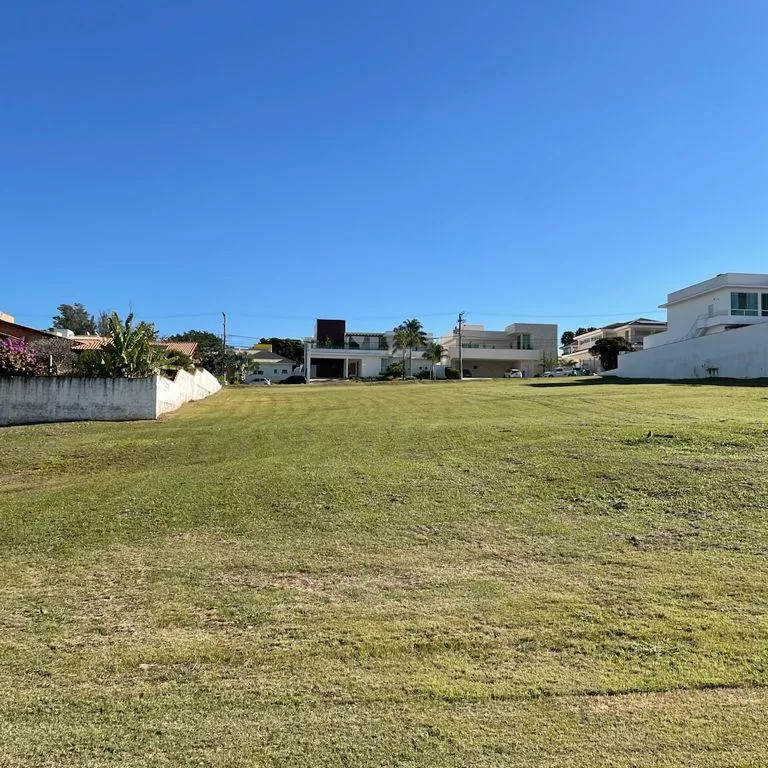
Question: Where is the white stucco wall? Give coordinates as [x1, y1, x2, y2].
[359, 357, 386, 377]
[1, 369, 221, 426]
[605, 322, 768, 379]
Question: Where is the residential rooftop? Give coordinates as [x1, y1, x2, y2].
[661, 273, 768, 308]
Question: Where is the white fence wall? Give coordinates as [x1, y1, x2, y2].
[605, 322, 768, 380]
[0, 369, 221, 426]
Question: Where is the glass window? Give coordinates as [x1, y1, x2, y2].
[731, 292, 758, 316]
[516, 334, 532, 350]
[762, 294, 768, 317]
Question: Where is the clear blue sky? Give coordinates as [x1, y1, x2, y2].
[3, 1, 768, 343]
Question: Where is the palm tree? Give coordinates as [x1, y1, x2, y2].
[422, 341, 446, 379]
[401, 318, 428, 377]
[391, 325, 409, 379]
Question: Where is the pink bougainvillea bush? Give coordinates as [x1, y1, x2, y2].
[0, 337, 47, 376]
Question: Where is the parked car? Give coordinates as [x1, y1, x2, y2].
[504, 368, 523, 378]
[277, 375, 306, 384]
[246, 375, 271, 386]
[568, 367, 594, 376]
[543, 366, 572, 378]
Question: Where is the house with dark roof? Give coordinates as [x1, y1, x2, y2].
[561, 318, 667, 372]
[240, 348, 299, 382]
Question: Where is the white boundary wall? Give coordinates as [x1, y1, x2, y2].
[0, 369, 221, 426]
[605, 322, 768, 380]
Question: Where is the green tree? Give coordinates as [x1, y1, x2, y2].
[79, 312, 170, 378]
[52, 303, 95, 335]
[96, 311, 112, 336]
[258, 337, 304, 363]
[574, 326, 598, 337]
[422, 341, 446, 380]
[560, 330, 575, 347]
[167, 329, 223, 373]
[589, 337, 632, 371]
[398, 318, 428, 377]
[391, 326, 409, 379]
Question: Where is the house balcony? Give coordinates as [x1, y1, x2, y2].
[445, 346, 542, 361]
[307, 342, 390, 357]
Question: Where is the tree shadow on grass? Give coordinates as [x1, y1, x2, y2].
[528, 377, 768, 388]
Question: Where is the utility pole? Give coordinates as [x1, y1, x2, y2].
[222, 312, 227, 355]
[457, 311, 465, 380]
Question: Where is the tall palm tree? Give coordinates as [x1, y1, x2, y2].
[402, 318, 428, 377]
[391, 325, 409, 379]
[422, 341, 446, 380]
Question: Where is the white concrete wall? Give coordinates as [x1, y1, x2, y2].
[606, 322, 768, 379]
[154, 369, 221, 416]
[360, 357, 385, 377]
[1, 369, 221, 426]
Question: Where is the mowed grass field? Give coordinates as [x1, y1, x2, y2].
[1, 378, 767, 767]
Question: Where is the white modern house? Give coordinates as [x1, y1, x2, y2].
[439, 323, 558, 378]
[606, 273, 768, 379]
[561, 318, 667, 372]
[304, 319, 434, 379]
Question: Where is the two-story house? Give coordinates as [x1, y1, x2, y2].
[608, 273, 768, 379]
[561, 318, 667, 372]
[304, 319, 434, 379]
[439, 323, 557, 378]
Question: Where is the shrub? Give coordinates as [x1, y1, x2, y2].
[0, 337, 46, 377]
[444, 367, 460, 379]
[30, 337, 77, 375]
[415, 370, 432, 380]
[163, 348, 196, 375]
[384, 362, 404, 378]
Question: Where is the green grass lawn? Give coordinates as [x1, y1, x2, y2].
[1, 378, 767, 766]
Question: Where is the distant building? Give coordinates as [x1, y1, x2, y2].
[561, 318, 667, 372]
[304, 319, 435, 379]
[439, 323, 558, 378]
[240, 348, 299, 382]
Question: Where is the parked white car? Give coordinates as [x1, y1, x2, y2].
[245, 375, 271, 386]
[543, 366, 572, 378]
[504, 368, 523, 378]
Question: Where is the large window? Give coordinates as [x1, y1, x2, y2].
[731, 292, 758, 316]
[515, 333, 532, 350]
[762, 294, 768, 317]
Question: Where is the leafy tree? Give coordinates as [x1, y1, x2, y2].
[96, 312, 112, 336]
[0, 337, 46, 376]
[223, 349, 254, 384]
[589, 337, 632, 371]
[574, 326, 598, 337]
[258, 337, 304, 363]
[52, 303, 96, 335]
[167, 329, 223, 373]
[163, 348, 196, 375]
[29, 337, 77, 375]
[560, 330, 575, 347]
[422, 341, 446, 379]
[78, 312, 170, 378]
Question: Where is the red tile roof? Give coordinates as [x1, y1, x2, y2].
[71, 337, 200, 360]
